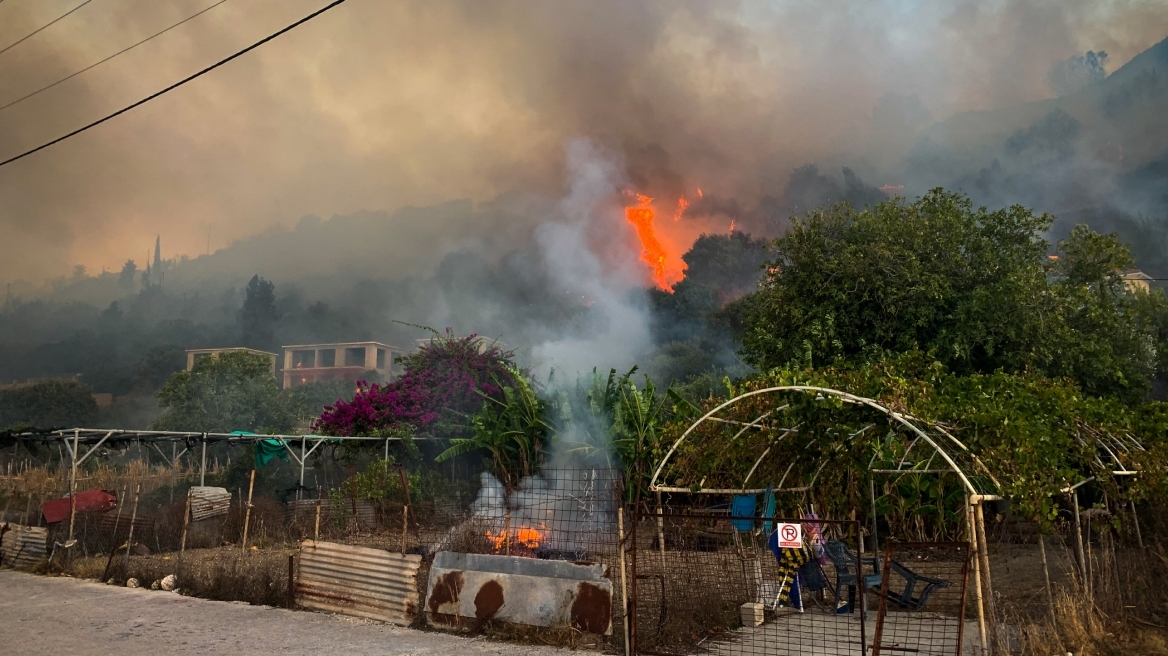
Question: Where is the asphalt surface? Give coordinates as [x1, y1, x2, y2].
[0, 570, 572, 655]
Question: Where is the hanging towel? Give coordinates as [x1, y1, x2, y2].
[731, 494, 757, 532]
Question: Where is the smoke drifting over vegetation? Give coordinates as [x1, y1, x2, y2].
[3, 2, 1168, 409]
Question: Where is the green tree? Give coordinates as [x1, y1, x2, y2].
[1045, 226, 1159, 402]
[153, 351, 293, 432]
[240, 275, 278, 351]
[740, 190, 1051, 375]
[0, 380, 98, 429]
[739, 190, 1166, 401]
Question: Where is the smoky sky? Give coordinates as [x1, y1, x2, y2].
[1, 0, 1166, 283]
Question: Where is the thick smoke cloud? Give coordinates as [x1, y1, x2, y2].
[2, 0, 1166, 283]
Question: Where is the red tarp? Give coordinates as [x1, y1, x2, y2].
[41, 489, 118, 524]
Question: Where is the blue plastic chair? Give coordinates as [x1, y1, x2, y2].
[824, 541, 882, 613]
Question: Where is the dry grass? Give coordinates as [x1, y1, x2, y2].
[999, 540, 1168, 656]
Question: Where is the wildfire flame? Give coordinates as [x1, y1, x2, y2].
[625, 194, 672, 290]
[673, 196, 689, 222]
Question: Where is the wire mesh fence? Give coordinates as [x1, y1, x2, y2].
[631, 512, 871, 656]
[870, 542, 972, 656]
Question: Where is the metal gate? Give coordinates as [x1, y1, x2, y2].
[870, 542, 972, 656]
[630, 513, 871, 656]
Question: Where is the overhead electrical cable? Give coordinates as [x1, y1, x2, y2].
[0, 0, 97, 57]
[0, 0, 230, 113]
[0, 0, 352, 169]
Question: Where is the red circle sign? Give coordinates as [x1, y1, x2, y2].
[781, 525, 798, 541]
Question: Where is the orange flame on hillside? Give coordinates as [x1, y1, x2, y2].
[673, 196, 689, 222]
[625, 194, 673, 290]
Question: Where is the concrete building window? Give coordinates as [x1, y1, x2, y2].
[292, 350, 316, 368]
[319, 349, 336, 367]
[376, 348, 386, 369]
[344, 347, 366, 367]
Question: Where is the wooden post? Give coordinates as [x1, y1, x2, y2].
[975, 502, 997, 652]
[241, 470, 256, 554]
[1039, 534, 1056, 624]
[1071, 491, 1087, 590]
[1131, 502, 1144, 549]
[169, 442, 176, 504]
[287, 554, 296, 608]
[177, 489, 193, 579]
[504, 508, 512, 556]
[313, 499, 321, 542]
[67, 429, 79, 543]
[400, 506, 409, 555]
[199, 436, 207, 487]
[122, 483, 142, 577]
[101, 485, 128, 581]
[617, 506, 631, 656]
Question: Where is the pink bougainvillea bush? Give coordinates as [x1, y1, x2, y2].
[312, 333, 514, 436]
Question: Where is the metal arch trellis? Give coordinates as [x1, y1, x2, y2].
[646, 385, 1005, 655]
[648, 385, 995, 498]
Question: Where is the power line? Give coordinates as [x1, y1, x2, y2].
[0, 0, 97, 57]
[0, 0, 230, 113]
[0, 0, 352, 170]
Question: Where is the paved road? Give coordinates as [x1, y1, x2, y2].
[0, 571, 571, 656]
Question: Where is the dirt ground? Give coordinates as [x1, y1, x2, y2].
[0, 570, 573, 656]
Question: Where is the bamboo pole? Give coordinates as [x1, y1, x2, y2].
[655, 491, 667, 573]
[966, 496, 989, 656]
[617, 506, 631, 656]
[100, 485, 128, 581]
[177, 489, 193, 580]
[975, 503, 997, 633]
[122, 483, 142, 577]
[241, 470, 256, 554]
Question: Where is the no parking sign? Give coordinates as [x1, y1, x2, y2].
[775, 522, 802, 548]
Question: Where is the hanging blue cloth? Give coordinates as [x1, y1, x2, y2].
[731, 494, 757, 532]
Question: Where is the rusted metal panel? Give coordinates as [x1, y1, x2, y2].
[1, 524, 48, 568]
[425, 551, 613, 635]
[296, 540, 422, 626]
[188, 486, 231, 521]
[41, 489, 118, 523]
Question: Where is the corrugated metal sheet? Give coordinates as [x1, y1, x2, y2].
[1, 524, 48, 568]
[188, 486, 232, 521]
[425, 551, 613, 635]
[296, 540, 421, 626]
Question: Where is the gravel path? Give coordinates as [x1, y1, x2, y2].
[0, 571, 572, 656]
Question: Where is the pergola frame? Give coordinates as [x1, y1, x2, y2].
[647, 385, 1145, 656]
